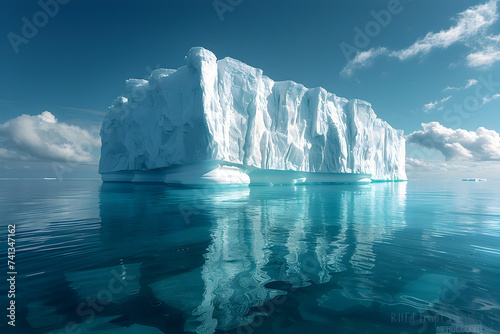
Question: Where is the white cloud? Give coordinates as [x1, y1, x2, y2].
[443, 78, 479, 91]
[405, 157, 500, 180]
[341, 0, 500, 77]
[481, 93, 500, 105]
[0, 111, 101, 163]
[464, 78, 479, 89]
[406, 157, 431, 168]
[406, 122, 500, 161]
[391, 0, 498, 60]
[56, 106, 107, 116]
[423, 96, 452, 112]
[467, 49, 500, 67]
[340, 47, 388, 78]
[406, 157, 475, 172]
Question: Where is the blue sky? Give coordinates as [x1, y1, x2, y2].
[1, 0, 499, 178]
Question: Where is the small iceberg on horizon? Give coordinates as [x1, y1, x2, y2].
[461, 178, 487, 182]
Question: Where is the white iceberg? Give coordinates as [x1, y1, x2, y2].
[99, 47, 406, 185]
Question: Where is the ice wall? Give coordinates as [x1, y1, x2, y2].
[99, 47, 406, 183]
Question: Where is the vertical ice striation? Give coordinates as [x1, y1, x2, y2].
[99, 47, 406, 184]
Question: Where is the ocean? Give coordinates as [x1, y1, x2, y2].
[1, 178, 499, 334]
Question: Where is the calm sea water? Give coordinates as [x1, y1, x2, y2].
[0, 179, 499, 334]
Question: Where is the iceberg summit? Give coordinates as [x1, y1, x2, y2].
[99, 47, 406, 185]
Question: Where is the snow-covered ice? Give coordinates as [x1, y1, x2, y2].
[99, 47, 406, 185]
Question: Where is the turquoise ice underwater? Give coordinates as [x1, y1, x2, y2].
[1, 179, 499, 333]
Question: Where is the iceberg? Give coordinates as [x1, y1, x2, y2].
[99, 47, 406, 185]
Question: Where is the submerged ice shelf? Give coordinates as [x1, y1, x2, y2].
[99, 47, 406, 185]
[100, 160, 372, 185]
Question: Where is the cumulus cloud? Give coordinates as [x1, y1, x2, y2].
[423, 96, 452, 113]
[0, 111, 101, 163]
[443, 79, 479, 91]
[341, 0, 499, 77]
[406, 122, 500, 161]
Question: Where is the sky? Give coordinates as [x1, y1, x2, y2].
[0, 0, 499, 179]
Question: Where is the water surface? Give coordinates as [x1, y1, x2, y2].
[1, 179, 499, 334]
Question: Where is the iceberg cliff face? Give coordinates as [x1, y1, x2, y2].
[99, 47, 406, 184]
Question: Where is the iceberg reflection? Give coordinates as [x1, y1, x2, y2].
[144, 183, 408, 333]
[52, 182, 408, 333]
